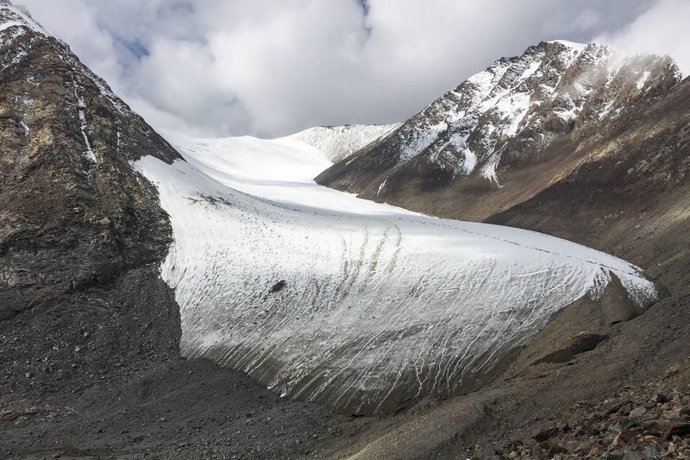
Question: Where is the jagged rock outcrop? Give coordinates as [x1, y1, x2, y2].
[316, 40, 681, 221]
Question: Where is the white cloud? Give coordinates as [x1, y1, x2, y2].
[18, 0, 121, 89]
[596, 0, 690, 76]
[18, 0, 683, 138]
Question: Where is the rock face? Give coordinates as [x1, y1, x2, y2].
[316, 40, 681, 221]
[486, 76, 690, 264]
[0, 1, 185, 399]
[0, 0, 184, 411]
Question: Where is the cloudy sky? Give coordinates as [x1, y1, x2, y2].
[19, 0, 690, 138]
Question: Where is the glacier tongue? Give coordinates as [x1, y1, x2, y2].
[136, 133, 656, 415]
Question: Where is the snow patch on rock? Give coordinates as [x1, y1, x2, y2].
[72, 80, 96, 163]
[0, 2, 46, 38]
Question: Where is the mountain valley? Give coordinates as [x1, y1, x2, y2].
[0, 2, 688, 458]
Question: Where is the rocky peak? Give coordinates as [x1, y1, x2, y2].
[316, 40, 681, 197]
[400, 40, 679, 182]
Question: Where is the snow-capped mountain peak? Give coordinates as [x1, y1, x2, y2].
[0, 1, 46, 37]
[316, 41, 681, 202]
[395, 40, 677, 182]
[546, 39, 587, 52]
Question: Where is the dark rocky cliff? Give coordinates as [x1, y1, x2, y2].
[0, 0, 182, 401]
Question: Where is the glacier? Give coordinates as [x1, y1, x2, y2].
[135, 128, 657, 415]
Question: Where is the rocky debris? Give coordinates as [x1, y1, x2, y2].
[0, 359, 364, 459]
[493, 362, 690, 459]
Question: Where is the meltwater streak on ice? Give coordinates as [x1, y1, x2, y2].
[136, 129, 656, 415]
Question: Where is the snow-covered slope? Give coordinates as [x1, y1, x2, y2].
[136, 132, 656, 415]
[0, 1, 46, 37]
[285, 123, 400, 163]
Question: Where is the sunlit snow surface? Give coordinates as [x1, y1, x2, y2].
[285, 123, 400, 163]
[136, 130, 656, 414]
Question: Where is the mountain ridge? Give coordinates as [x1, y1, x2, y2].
[315, 40, 681, 221]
